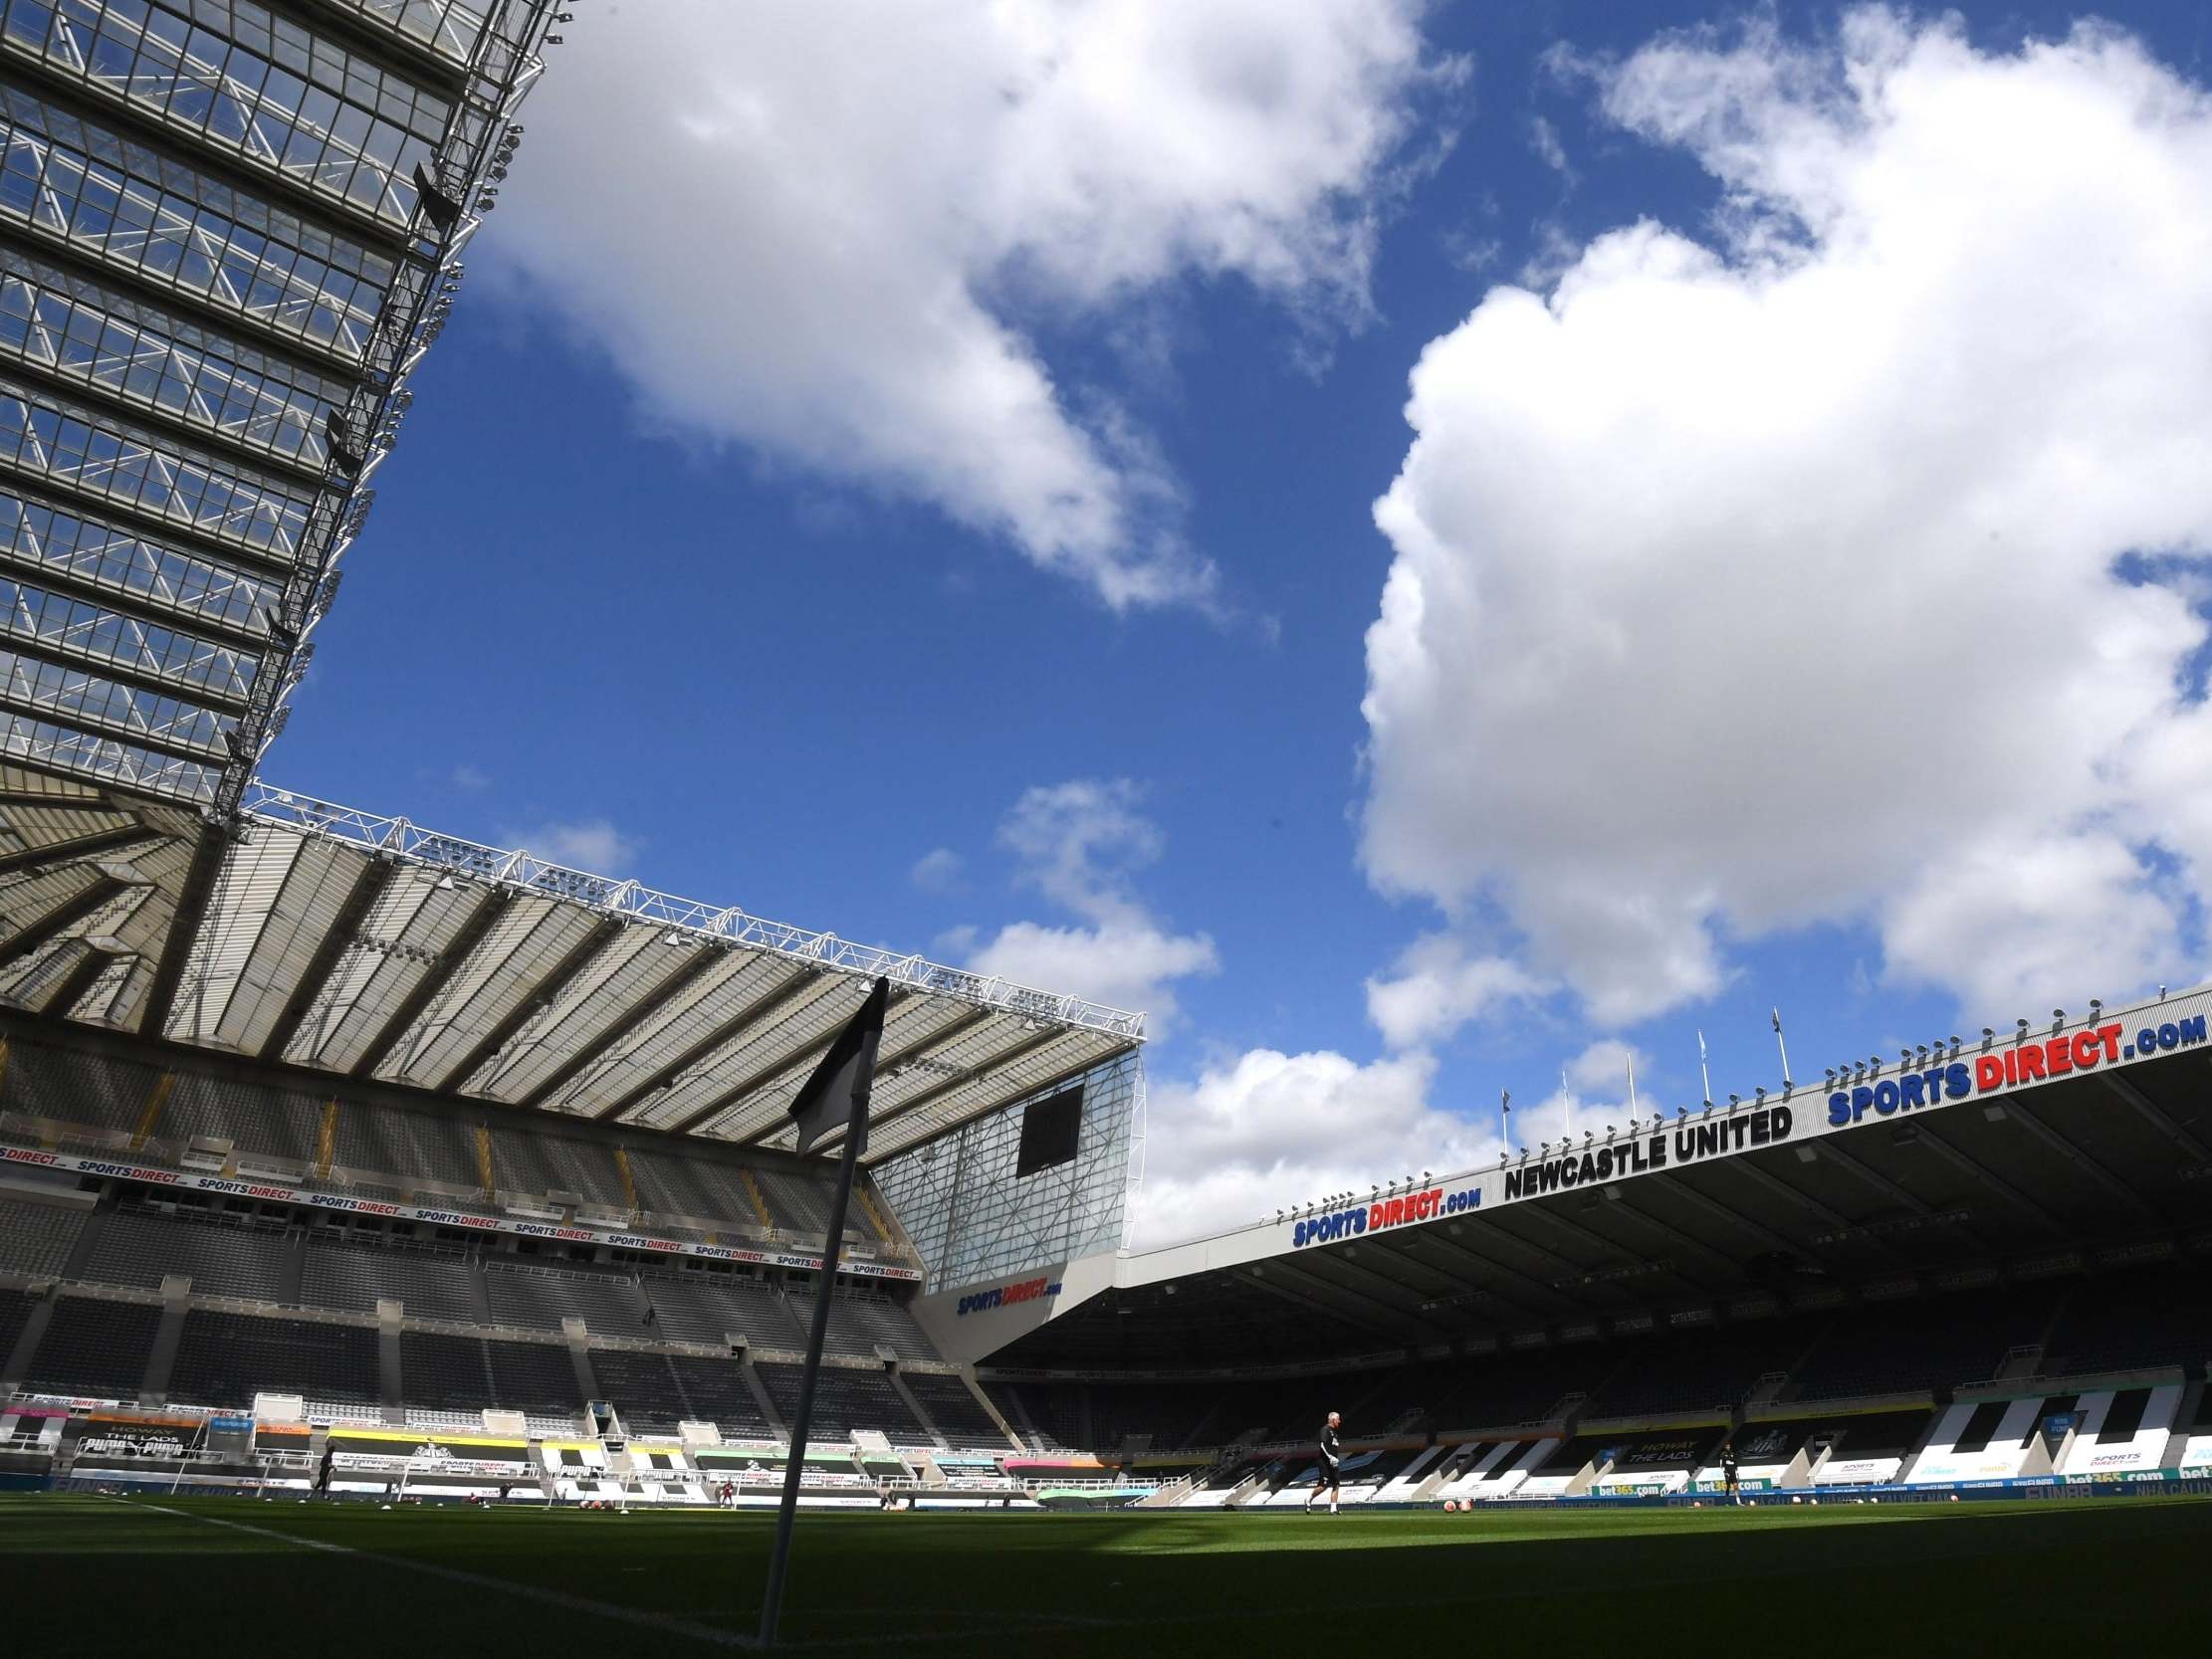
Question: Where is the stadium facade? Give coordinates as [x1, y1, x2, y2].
[0, 0, 1165, 1515]
[0, 5, 2202, 1520]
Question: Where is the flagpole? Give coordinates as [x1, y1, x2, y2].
[759, 1107, 866, 1647]
[1772, 1008, 1793, 1091]
[1499, 1089, 1510, 1153]
[1697, 1030, 1713, 1110]
[1627, 1054, 1639, 1117]
[1561, 1070, 1572, 1142]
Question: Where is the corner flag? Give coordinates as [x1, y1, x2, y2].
[759, 975, 889, 1646]
[787, 976, 890, 1153]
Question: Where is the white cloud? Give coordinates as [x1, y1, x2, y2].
[970, 919, 1217, 1027]
[1126, 1034, 1678, 1249]
[1364, 933, 1549, 1048]
[1880, 831, 2180, 1017]
[1361, 9, 2212, 1028]
[449, 764, 492, 792]
[1127, 1047, 1484, 1248]
[493, 1, 1454, 609]
[960, 780, 1217, 1026]
[909, 847, 965, 895]
[1565, 1036, 1649, 1097]
[510, 818, 640, 875]
[1529, 113, 1576, 183]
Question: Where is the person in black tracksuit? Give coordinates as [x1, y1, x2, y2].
[1720, 1440, 1740, 1506]
[1304, 1411, 1343, 1515]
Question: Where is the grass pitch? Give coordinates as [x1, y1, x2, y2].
[0, 1491, 2203, 1655]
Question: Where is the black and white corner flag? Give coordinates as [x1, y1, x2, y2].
[788, 976, 890, 1155]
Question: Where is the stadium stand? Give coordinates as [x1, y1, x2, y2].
[902, 1371, 1004, 1445]
[1353, 1345, 1642, 1437]
[638, 1269, 795, 1348]
[16, 1296, 161, 1397]
[168, 1312, 380, 1407]
[665, 1352, 773, 1435]
[585, 1348, 695, 1431]
[1783, 1287, 2056, 1399]
[621, 1144, 733, 1225]
[86, 1205, 296, 1302]
[329, 1101, 481, 1193]
[160, 1074, 323, 1166]
[2040, 1264, 2212, 1376]
[753, 1168, 836, 1237]
[0, 1286, 37, 1368]
[398, 1332, 496, 1412]
[1581, 1317, 1827, 1417]
[485, 1339, 583, 1415]
[303, 1233, 485, 1323]
[487, 1125, 628, 1210]
[484, 1261, 643, 1334]
[756, 1361, 925, 1440]
[0, 1195, 86, 1279]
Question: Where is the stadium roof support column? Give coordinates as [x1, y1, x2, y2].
[1988, 1099, 2156, 1221]
[1909, 1123, 2065, 1234]
[836, 1029, 1078, 1156]
[705, 997, 982, 1141]
[434, 917, 626, 1093]
[1656, 1173, 1808, 1258]
[1286, 1250, 1459, 1336]
[348, 891, 521, 1079]
[37, 942, 127, 1019]
[0, 825, 166, 876]
[2102, 1074, 2212, 1166]
[598, 971, 856, 1125]
[0, 787, 113, 810]
[513, 946, 727, 1110]
[1401, 1227, 1567, 1319]
[0, 875, 131, 970]
[1719, 1156, 1914, 1271]
[257, 857, 401, 1061]
[1237, 1262, 1432, 1345]
[1805, 1139, 1998, 1256]
[136, 827, 230, 1038]
[1514, 1198, 1727, 1295]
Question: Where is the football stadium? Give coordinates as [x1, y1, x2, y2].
[0, 1, 2206, 1653]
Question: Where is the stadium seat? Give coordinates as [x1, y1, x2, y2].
[167, 1311, 379, 1407]
[15, 1295, 161, 1398]
[0, 1194, 88, 1278]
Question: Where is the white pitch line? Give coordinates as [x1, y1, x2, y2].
[119, 1500, 760, 1651]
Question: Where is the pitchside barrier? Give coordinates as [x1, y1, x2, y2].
[1414, 1471, 2212, 1508]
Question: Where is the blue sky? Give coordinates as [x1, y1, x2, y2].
[269, 2, 2212, 1243]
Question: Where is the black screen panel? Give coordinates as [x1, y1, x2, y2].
[1015, 1086, 1084, 1176]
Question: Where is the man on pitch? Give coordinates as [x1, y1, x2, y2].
[1305, 1410, 1343, 1515]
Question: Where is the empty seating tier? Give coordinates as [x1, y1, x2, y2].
[638, 1271, 795, 1348]
[399, 1331, 495, 1411]
[586, 1348, 694, 1432]
[0, 1286, 36, 1368]
[484, 1338, 581, 1414]
[1789, 1288, 2057, 1400]
[303, 1235, 484, 1324]
[755, 1361, 924, 1440]
[2042, 1265, 2212, 1377]
[0, 1195, 87, 1278]
[168, 1311, 378, 1406]
[664, 1352, 771, 1435]
[17, 1295, 161, 1397]
[82, 1207, 296, 1303]
[902, 1371, 1004, 1445]
[484, 1262, 642, 1334]
[158, 1074, 323, 1166]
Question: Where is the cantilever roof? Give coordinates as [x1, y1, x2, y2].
[0, 768, 1142, 1162]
